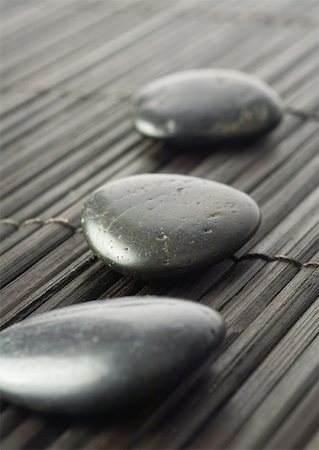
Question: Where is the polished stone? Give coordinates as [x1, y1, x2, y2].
[133, 69, 283, 143]
[81, 174, 261, 278]
[0, 297, 225, 414]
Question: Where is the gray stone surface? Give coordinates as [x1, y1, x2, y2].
[0, 298, 225, 414]
[82, 174, 261, 278]
[133, 69, 283, 143]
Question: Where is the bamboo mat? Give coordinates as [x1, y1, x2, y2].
[1, 0, 319, 449]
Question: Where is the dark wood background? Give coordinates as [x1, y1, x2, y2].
[1, 0, 319, 449]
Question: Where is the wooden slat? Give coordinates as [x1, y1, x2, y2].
[1, 0, 318, 449]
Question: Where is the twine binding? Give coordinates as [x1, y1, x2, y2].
[1, 218, 318, 269]
[0, 217, 81, 233]
[1, 81, 319, 122]
[231, 253, 319, 269]
[284, 107, 319, 122]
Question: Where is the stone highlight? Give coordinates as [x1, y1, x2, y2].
[0, 298, 225, 414]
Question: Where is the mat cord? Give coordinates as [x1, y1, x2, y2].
[1, 218, 318, 268]
[232, 253, 319, 268]
[1, 81, 319, 123]
[0, 217, 81, 233]
[284, 107, 319, 122]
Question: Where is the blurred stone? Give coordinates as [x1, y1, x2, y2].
[0, 297, 225, 414]
[133, 69, 283, 144]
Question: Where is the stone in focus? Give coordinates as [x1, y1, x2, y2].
[133, 69, 283, 143]
[0, 297, 225, 414]
[81, 174, 261, 278]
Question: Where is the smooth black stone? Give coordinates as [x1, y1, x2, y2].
[133, 69, 283, 143]
[0, 298, 225, 415]
[81, 174, 261, 278]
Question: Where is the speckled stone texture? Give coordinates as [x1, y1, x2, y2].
[81, 174, 261, 278]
